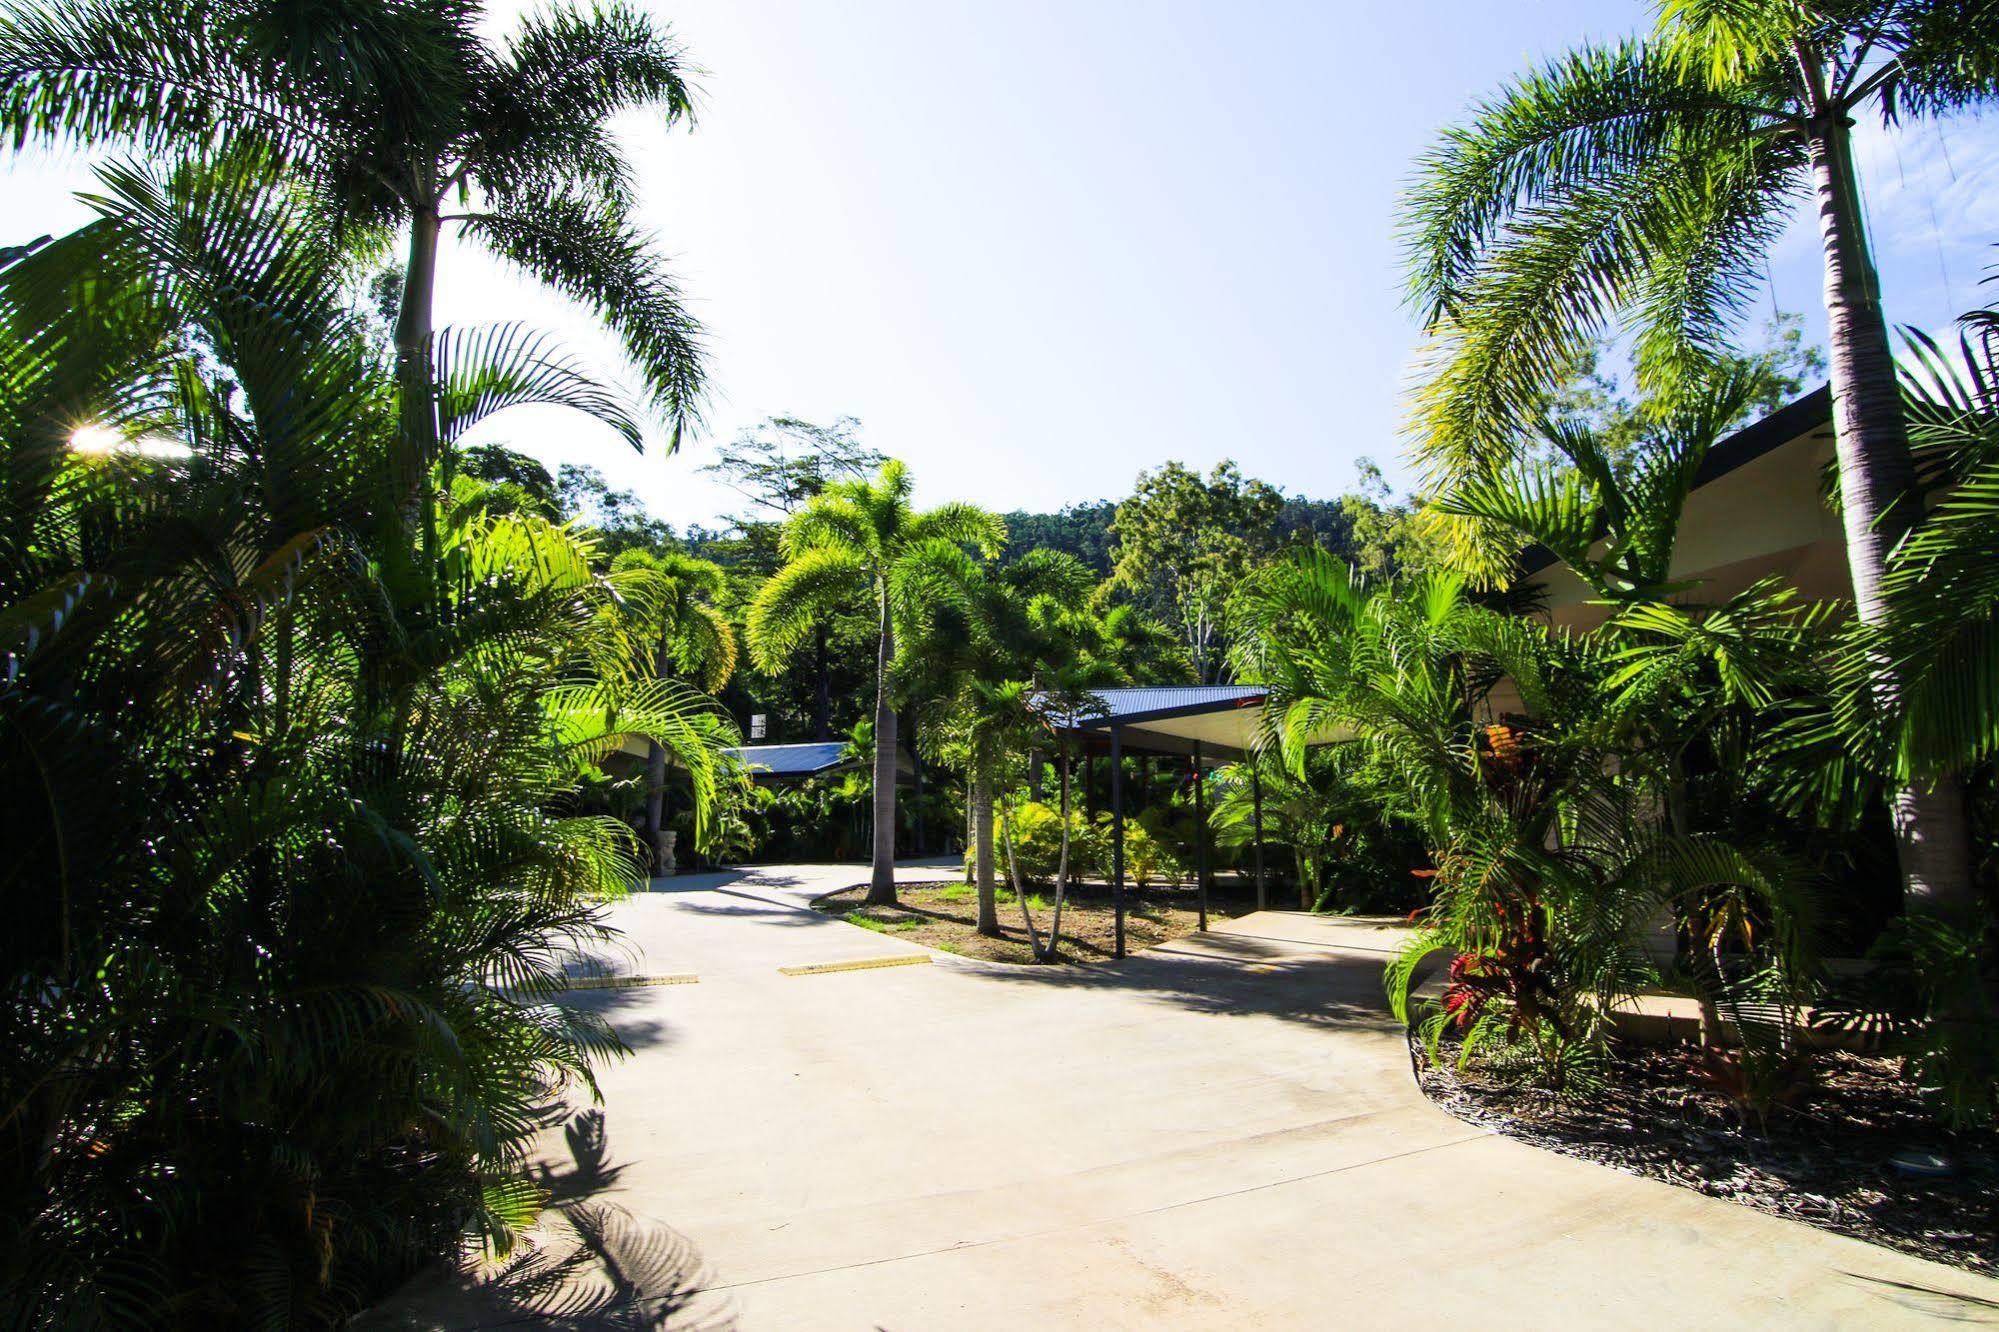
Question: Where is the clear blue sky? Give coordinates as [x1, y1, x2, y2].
[4, 0, 1996, 529]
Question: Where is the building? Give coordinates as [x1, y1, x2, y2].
[1523, 387, 1843, 628]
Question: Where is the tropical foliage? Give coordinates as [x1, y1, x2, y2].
[5, 5, 1998, 1320]
[1403, 0, 1999, 922]
[0, 153, 731, 1323]
[1372, 0, 1999, 1121]
[745, 460, 1005, 905]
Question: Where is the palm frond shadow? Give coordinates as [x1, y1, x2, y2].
[382, 1110, 734, 1330]
[559, 987, 682, 1053]
[1839, 1270, 1999, 1321]
[666, 898, 841, 927]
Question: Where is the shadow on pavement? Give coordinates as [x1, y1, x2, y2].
[665, 891, 840, 927]
[1841, 1270, 1999, 1320]
[557, 986, 683, 1053]
[369, 1110, 735, 1331]
[964, 930, 1408, 1034]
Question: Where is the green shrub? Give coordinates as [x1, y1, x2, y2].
[1120, 818, 1184, 888]
[975, 800, 1103, 884]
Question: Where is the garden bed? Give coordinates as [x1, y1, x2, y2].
[811, 878, 1258, 964]
[1414, 1039, 1997, 1275]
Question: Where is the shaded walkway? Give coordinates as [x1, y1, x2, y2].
[367, 863, 1999, 1330]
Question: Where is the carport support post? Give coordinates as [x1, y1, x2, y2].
[1192, 742, 1209, 932]
[1251, 764, 1267, 912]
[1111, 725, 1126, 960]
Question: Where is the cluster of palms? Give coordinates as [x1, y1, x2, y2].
[745, 461, 1173, 959]
[0, 1, 744, 1323]
[1219, 0, 1998, 1112]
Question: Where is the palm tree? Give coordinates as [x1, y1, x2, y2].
[609, 549, 737, 871]
[1211, 753, 1357, 912]
[904, 548, 1119, 939]
[1403, 1, 1999, 917]
[1859, 310, 1999, 781]
[0, 0, 704, 570]
[0, 156, 732, 1322]
[1092, 599, 1194, 683]
[1432, 362, 1840, 835]
[746, 461, 1004, 905]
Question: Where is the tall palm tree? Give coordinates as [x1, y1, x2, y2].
[746, 461, 1004, 905]
[904, 547, 1119, 937]
[1403, 0, 1999, 917]
[0, 0, 704, 571]
[609, 549, 736, 870]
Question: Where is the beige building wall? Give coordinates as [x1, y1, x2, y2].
[1533, 408, 1845, 636]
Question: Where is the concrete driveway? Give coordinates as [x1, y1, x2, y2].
[369, 861, 1999, 1330]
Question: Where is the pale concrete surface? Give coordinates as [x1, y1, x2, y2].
[367, 862, 1999, 1330]
[556, 861, 948, 983]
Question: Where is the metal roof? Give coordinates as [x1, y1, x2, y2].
[1045, 684, 1272, 760]
[726, 742, 851, 776]
[1055, 684, 1267, 730]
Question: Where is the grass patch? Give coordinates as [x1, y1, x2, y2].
[844, 911, 922, 934]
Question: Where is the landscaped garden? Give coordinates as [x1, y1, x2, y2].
[3, 0, 1998, 1325]
[812, 879, 1258, 965]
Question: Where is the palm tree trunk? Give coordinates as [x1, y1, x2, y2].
[394, 201, 444, 576]
[1043, 752, 1073, 961]
[973, 763, 999, 935]
[644, 636, 671, 874]
[813, 624, 832, 741]
[866, 589, 898, 906]
[964, 779, 976, 884]
[997, 790, 1043, 955]
[906, 708, 925, 855]
[1808, 112, 1975, 918]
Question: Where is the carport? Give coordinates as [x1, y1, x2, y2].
[1051, 685, 1274, 958]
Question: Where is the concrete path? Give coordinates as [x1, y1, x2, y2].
[368, 862, 1999, 1330]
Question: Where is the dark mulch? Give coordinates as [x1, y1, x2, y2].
[1415, 1039, 1997, 1275]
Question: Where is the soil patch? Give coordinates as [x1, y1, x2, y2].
[811, 878, 1259, 965]
[1415, 1038, 1998, 1275]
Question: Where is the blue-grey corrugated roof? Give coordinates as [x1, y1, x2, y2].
[1054, 684, 1266, 730]
[725, 742, 851, 775]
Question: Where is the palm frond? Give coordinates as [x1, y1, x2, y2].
[434, 321, 643, 452]
[745, 545, 869, 671]
[463, 194, 704, 447]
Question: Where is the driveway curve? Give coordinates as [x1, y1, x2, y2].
[369, 861, 1999, 1330]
